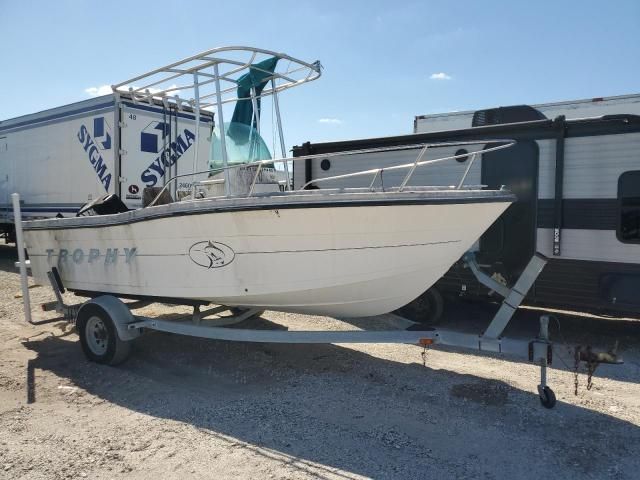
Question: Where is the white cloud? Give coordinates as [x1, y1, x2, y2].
[429, 72, 452, 80]
[318, 118, 343, 125]
[84, 85, 112, 96]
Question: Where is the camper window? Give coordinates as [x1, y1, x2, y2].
[618, 171, 640, 243]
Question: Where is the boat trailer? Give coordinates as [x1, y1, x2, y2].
[12, 193, 623, 409]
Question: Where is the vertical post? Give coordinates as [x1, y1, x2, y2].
[250, 87, 260, 134]
[114, 100, 123, 198]
[539, 356, 548, 390]
[538, 315, 550, 391]
[11, 193, 32, 324]
[249, 87, 259, 160]
[191, 72, 201, 197]
[399, 145, 429, 192]
[272, 79, 290, 190]
[457, 152, 477, 189]
[553, 115, 566, 256]
[248, 163, 263, 197]
[172, 107, 179, 200]
[162, 98, 168, 188]
[213, 63, 231, 196]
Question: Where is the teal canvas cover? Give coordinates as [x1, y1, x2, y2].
[229, 56, 279, 142]
[209, 57, 279, 171]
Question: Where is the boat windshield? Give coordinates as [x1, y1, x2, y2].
[210, 56, 279, 172]
[209, 122, 272, 171]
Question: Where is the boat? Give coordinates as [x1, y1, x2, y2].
[21, 47, 515, 318]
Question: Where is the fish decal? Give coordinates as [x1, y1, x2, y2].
[188, 241, 235, 269]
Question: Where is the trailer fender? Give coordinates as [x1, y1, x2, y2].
[77, 295, 141, 341]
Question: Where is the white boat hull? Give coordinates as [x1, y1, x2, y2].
[23, 192, 511, 317]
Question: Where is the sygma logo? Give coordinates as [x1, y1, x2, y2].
[140, 122, 196, 187]
[77, 117, 113, 191]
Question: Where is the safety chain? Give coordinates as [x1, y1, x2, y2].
[421, 343, 430, 367]
[573, 346, 598, 396]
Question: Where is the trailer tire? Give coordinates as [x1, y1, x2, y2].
[77, 303, 132, 365]
[538, 386, 557, 409]
[396, 287, 444, 325]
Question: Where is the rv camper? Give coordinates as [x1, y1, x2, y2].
[0, 93, 213, 242]
[293, 102, 640, 321]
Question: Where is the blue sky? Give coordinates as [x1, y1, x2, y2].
[2, 0, 639, 149]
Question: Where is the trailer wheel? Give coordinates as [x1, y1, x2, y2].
[396, 287, 444, 325]
[77, 303, 132, 365]
[538, 386, 557, 409]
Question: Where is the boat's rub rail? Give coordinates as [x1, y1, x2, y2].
[22, 189, 514, 231]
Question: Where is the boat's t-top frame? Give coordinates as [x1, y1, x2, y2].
[112, 46, 322, 194]
[112, 46, 321, 110]
[111, 47, 517, 204]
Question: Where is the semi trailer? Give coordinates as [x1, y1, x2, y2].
[0, 92, 213, 241]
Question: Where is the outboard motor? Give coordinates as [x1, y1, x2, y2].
[76, 194, 129, 217]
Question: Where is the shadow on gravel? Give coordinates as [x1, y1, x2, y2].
[21, 318, 640, 480]
[345, 301, 640, 385]
[0, 243, 21, 273]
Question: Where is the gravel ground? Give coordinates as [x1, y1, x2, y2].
[1, 242, 639, 479]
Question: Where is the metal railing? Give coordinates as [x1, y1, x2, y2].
[299, 140, 516, 191]
[148, 139, 516, 207]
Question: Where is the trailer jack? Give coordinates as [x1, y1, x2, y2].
[460, 251, 624, 407]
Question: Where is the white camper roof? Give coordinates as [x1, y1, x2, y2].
[414, 93, 640, 133]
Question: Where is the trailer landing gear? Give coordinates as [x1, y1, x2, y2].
[534, 315, 556, 409]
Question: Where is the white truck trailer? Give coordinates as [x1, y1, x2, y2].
[0, 93, 213, 241]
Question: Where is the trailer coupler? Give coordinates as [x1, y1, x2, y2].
[575, 343, 623, 365]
